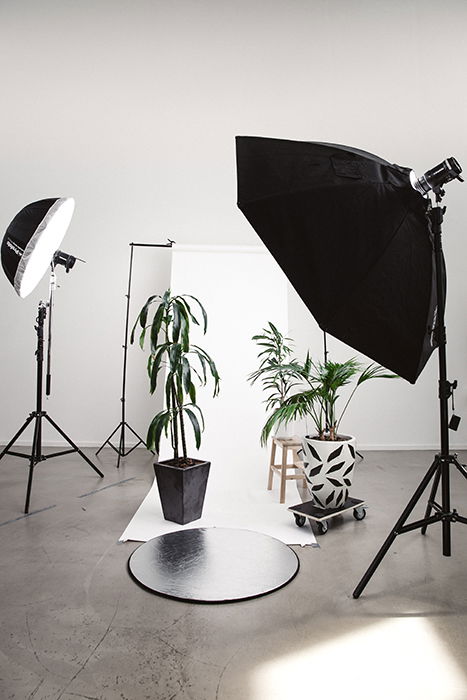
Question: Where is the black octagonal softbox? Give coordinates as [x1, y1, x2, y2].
[236, 136, 438, 384]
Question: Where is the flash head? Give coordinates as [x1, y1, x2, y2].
[411, 157, 463, 196]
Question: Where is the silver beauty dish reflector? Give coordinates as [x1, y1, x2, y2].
[1, 197, 75, 297]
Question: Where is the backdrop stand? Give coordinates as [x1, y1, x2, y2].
[353, 192, 467, 598]
[96, 241, 173, 468]
[0, 300, 104, 513]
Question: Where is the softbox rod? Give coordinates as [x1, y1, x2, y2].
[96, 240, 174, 467]
[353, 195, 467, 598]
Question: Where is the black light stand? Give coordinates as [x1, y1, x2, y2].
[353, 191, 467, 598]
[96, 241, 173, 468]
[0, 293, 104, 513]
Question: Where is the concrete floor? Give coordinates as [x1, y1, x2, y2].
[1, 447, 467, 700]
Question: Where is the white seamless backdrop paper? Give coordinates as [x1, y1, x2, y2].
[120, 244, 316, 545]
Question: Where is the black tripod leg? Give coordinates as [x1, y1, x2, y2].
[24, 415, 41, 514]
[421, 467, 442, 535]
[123, 423, 145, 443]
[441, 459, 451, 556]
[353, 458, 440, 598]
[45, 415, 104, 478]
[116, 423, 151, 468]
[95, 422, 123, 456]
[454, 457, 467, 481]
[117, 429, 124, 469]
[0, 414, 35, 461]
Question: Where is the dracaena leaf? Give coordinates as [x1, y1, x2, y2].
[184, 295, 208, 333]
[184, 406, 202, 449]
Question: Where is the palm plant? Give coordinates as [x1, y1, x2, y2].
[248, 322, 303, 412]
[260, 355, 395, 445]
[131, 289, 220, 464]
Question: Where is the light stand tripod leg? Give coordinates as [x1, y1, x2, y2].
[96, 422, 123, 456]
[117, 427, 125, 469]
[441, 459, 451, 556]
[0, 414, 35, 461]
[451, 457, 467, 525]
[116, 423, 151, 468]
[25, 414, 41, 514]
[454, 457, 467, 481]
[45, 414, 104, 478]
[353, 457, 440, 599]
[421, 467, 442, 535]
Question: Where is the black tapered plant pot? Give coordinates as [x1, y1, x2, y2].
[154, 458, 211, 525]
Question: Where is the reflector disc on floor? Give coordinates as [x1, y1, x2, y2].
[128, 527, 299, 603]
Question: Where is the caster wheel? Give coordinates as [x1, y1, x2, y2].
[294, 514, 306, 528]
[317, 520, 328, 535]
[353, 506, 366, 521]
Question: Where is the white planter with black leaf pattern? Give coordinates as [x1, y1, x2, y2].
[301, 434, 356, 510]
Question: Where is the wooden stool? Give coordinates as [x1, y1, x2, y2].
[268, 436, 307, 503]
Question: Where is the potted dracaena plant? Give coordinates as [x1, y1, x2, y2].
[259, 346, 395, 510]
[131, 289, 220, 525]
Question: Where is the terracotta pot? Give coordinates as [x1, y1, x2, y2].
[301, 434, 356, 510]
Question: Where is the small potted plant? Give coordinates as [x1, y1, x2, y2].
[261, 352, 395, 509]
[131, 289, 220, 524]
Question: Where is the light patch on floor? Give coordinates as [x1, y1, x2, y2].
[251, 617, 466, 700]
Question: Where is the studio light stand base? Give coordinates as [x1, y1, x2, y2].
[0, 301, 103, 514]
[353, 453, 467, 598]
[96, 420, 150, 470]
[0, 410, 104, 514]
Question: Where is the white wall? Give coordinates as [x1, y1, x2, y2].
[1, 0, 466, 449]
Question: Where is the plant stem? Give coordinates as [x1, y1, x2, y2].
[179, 407, 187, 461]
[171, 386, 179, 459]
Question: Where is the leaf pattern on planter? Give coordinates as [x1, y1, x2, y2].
[308, 464, 323, 477]
[311, 483, 324, 491]
[325, 491, 335, 506]
[348, 444, 355, 459]
[326, 461, 345, 474]
[313, 494, 325, 508]
[327, 445, 343, 462]
[308, 443, 321, 461]
[327, 477, 343, 487]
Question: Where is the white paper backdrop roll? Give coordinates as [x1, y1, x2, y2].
[121, 244, 316, 544]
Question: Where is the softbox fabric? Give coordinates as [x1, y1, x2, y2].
[236, 136, 439, 383]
